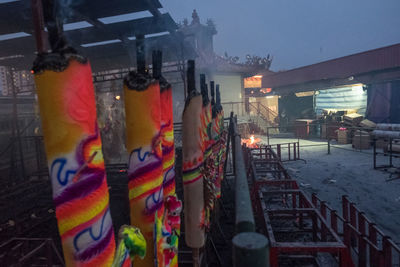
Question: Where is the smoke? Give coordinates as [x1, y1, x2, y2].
[57, 0, 84, 23]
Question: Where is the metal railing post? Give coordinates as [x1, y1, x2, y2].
[369, 223, 378, 265]
[383, 236, 392, 267]
[331, 210, 338, 233]
[277, 144, 281, 160]
[327, 139, 331, 154]
[342, 195, 349, 221]
[233, 232, 269, 267]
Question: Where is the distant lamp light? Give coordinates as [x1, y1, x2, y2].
[251, 90, 254, 94]
[115, 95, 121, 100]
[348, 76, 354, 81]
[253, 75, 263, 78]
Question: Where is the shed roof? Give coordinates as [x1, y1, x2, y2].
[0, 0, 196, 71]
[262, 43, 400, 93]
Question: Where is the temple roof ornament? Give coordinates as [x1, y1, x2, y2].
[191, 9, 200, 25]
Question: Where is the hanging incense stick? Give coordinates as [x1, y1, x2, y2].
[182, 61, 205, 267]
[124, 36, 164, 267]
[32, 2, 117, 265]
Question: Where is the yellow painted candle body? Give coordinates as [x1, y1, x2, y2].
[182, 95, 205, 248]
[124, 78, 163, 267]
[34, 59, 115, 267]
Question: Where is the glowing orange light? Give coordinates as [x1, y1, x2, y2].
[115, 95, 121, 100]
[241, 135, 261, 148]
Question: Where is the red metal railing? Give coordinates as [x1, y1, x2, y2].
[312, 193, 400, 267]
[247, 146, 353, 266]
[247, 144, 400, 266]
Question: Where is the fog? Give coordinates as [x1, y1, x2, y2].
[162, 0, 400, 70]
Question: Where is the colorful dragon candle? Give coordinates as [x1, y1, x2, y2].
[123, 68, 164, 267]
[200, 75, 215, 230]
[182, 61, 205, 257]
[153, 51, 181, 267]
[214, 85, 227, 199]
[33, 53, 116, 266]
[154, 51, 177, 201]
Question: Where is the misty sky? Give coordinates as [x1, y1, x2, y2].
[161, 0, 400, 71]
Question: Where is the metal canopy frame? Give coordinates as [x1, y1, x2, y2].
[0, 0, 196, 71]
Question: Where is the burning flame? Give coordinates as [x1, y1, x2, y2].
[250, 135, 255, 144]
[241, 135, 261, 148]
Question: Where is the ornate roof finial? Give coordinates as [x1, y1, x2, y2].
[191, 9, 200, 25]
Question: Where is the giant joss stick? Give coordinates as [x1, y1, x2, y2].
[200, 75, 215, 229]
[211, 85, 225, 199]
[154, 50, 177, 200]
[215, 85, 227, 197]
[182, 61, 205, 266]
[153, 51, 182, 267]
[32, 1, 116, 265]
[124, 36, 164, 267]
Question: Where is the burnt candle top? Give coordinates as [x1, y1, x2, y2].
[124, 71, 156, 91]
[32, 49, 87, 74]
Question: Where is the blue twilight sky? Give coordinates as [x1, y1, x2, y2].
[160, 0, 400, 71]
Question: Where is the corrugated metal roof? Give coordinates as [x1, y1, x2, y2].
[262, 43, 400, 89]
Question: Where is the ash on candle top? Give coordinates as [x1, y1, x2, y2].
[184, 90, 201, 111]
[124, 71, 156, 91]
[159, 76, 171, 92]
[32, 49, 87, 74]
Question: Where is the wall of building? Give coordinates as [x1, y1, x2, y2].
[211, 73, 244, 116]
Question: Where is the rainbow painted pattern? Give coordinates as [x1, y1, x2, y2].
[124, 79, 164, 267]
[160, 86, 176, 199]
[160, 85, 180, 267]
[201, 104, 213, 158]
[34, 59, 115, 266]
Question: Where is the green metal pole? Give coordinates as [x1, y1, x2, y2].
[233, 119, 255, 233]
[233, 232, 269, 267]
